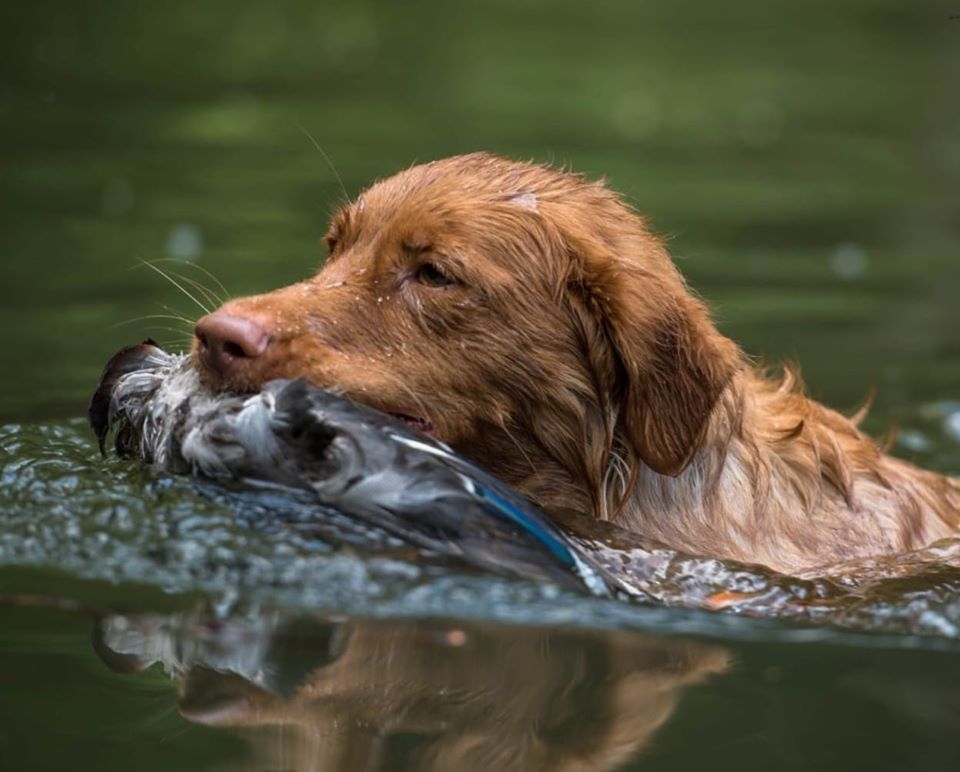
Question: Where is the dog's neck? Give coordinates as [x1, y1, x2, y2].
[469, 366, 958, 573]
[607, 369, 959, 572]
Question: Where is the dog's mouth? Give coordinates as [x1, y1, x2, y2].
[390, 413, 436, 437]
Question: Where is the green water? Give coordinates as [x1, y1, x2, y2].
[2, 2, 960, 769]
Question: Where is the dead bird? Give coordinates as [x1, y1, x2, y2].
[89, 342, 622, 596]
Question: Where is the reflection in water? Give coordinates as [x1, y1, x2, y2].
[93, 611, 728, 771]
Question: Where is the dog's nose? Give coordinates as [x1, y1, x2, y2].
[194, 311, 270, 377]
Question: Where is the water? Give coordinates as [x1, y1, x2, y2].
[2, 1, 960, 769]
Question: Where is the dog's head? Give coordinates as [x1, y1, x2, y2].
[193, 153, 741, 514]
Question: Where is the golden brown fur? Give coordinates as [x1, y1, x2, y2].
[193, 153, 960, 573]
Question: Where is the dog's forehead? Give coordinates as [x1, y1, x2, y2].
[339, 154, 594, 228]
[336, 186, 480, 247]
[361, 157, 553, 212]
[325, 157, 573, 277]
[354, 173, 541, 231]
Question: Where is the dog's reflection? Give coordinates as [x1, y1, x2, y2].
[93, 612, 728, 771]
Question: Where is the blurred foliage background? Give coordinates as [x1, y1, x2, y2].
[1, 0, 958, 430]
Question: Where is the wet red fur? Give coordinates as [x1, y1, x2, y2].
[194, 153, 960, 573]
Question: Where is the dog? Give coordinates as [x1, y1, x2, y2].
[192, 153, 960, 572]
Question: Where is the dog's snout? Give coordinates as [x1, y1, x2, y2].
[195, 311, 270, 377]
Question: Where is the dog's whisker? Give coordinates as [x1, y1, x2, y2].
[146, 337, 193, 352]
[137, 259, 212, 315]
[296, 122, 351, 206]
[148, 258, 231, 302]
[161, 269, 224, 310]
[156, 304, 199, 326]
[109, 314, 195, 331]
[138, 325, 195, 341]
[151, 340, 190, 350]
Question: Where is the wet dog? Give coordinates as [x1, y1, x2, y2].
[192, 153, 960, 572]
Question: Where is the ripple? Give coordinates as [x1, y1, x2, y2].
[2, 419, 960, 647]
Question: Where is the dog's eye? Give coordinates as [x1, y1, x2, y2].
[415, 262, 455, 288]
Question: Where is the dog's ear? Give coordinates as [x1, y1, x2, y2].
[569, 230, 741, 477]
